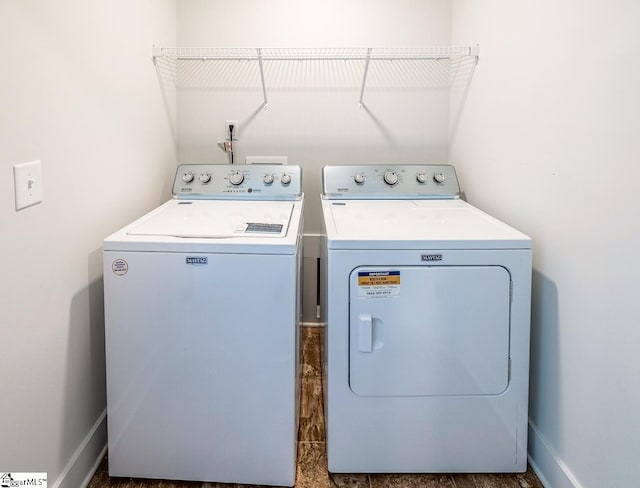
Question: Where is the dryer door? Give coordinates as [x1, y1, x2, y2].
[349, 266, 511, 396]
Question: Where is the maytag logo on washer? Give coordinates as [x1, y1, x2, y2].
[421, 254, 443, 262]
[186, 256, 208, 265]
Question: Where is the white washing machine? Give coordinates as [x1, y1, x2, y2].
[321, 165, 532, 473]
[103, 164, 304, 486]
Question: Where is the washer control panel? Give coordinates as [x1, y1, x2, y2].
[173, 164, 302, 200]
[322, 165, 460, 199]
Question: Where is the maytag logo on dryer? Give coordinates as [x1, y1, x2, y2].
[186, 256, 208, 265]
[421, 254, 443, 262]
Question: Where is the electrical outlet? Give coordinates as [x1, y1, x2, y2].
[14, 160, 43, 210]
[225, 120, 238, 140]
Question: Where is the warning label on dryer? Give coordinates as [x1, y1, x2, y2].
[358, 271, 400, 299]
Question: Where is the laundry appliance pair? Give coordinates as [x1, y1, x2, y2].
[103, 163, 531, 486]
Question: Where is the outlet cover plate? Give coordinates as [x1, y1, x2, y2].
[225, 120, 238, 140]
[14, 160, 43, 210]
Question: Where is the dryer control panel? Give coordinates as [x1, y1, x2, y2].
[173, 164, 302, 200]
[322, 165, 460, 199]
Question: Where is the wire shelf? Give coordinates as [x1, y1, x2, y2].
[152, 45, 479, 108]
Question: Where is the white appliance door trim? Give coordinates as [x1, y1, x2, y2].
[348, 265, 511, 397]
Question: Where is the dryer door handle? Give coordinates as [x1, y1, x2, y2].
[358, 314, 373, 352]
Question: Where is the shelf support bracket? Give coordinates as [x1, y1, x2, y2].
[257, 48, 269, 110]
[152, 45, 163, 64]
[359, 48, 372, 109]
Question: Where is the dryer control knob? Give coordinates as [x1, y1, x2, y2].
[263, 173, 274, 185]
[433, 172, 446, 184]
[281, 173, 292, 185]
[384, 171, 399, 186]
[416, 172, 428, 184]
[354, 173, 365, 184]
[229, 171, 244, 185]
[199, 173, 211, 184]
[182, 172, 194, 183]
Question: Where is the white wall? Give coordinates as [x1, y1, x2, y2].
[176, 0, 453, 235]
[176, 0, 454, 323]
[4, 3, 635, 486]
[0, 2, 176, 486]
[450, 2, 640, 487]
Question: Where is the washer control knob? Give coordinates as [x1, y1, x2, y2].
[281, 173, 292, 185]
[263, 173, 274, 185]
[199, 172, 211, 184]
[383, 171, 399, 186]
[433, 172, 446, 184]
[354, 173, 365, 184]
[229, 171, 244, 186]
[416, 172, 428, 184]
[182, 172, 194, 183]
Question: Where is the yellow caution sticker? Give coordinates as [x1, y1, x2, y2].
[358, 271, 400, 298]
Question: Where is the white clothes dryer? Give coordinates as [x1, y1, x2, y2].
[103, 164, 304, 486]
[321, 165, 531, 473]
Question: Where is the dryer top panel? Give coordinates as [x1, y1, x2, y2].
[322, 165, 460, 199]
[322, 199, 530, 250]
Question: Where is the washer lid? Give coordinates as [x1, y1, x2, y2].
[127, 200, 294, 238]
[323, 199, 530, 250]
[104, 198, 303, 254]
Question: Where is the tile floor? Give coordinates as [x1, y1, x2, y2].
[88, 327, 544, 488]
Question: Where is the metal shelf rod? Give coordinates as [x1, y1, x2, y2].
[257, 48, 268, 110]
[359, 48, 372, 109]
[170, 55, 471, 61]
[154, 46, 479, 61]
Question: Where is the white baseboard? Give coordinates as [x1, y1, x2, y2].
[301, 322, 326, 327]
[52, 409, 108, 488]
[528, 419, 583, 488]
